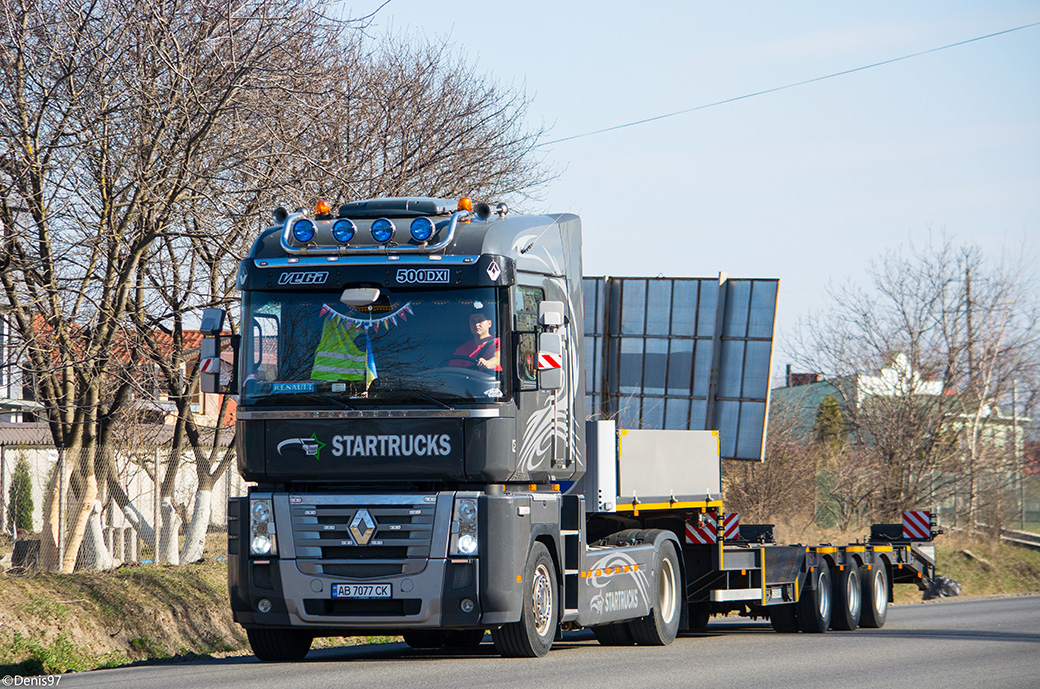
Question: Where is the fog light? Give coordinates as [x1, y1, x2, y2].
[257, 598, 272, 614]
[459, 598, 475, 613]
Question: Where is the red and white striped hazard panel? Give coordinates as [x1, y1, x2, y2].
[201, 357, 219, 374]
[722, 512, 740, 541]
[684, 513, 740, 544]
[902, 510, 931, 540]
[537, 352, 562, 370]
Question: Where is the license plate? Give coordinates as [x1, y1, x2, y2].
[332, 583, 392, 599]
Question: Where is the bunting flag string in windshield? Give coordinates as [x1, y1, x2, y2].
[319, 302, 414, 332]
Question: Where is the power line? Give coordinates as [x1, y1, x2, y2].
[537, 20, 1040, 148]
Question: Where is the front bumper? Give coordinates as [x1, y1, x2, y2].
[229, 492, 520, 631]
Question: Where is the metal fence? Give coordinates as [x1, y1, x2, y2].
[0, 441, 247, 572]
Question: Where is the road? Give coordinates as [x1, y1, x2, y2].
[56, 596, 1040, 689]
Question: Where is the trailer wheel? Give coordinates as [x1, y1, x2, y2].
[629, 541, 681, 646]
[592, 622, 636, 646]
[831, 565, 862, 630]
[797, 566, 832, 633]
[859, 564, 889, 628]
[492, 541, 557, 657]
[769, 604, 799, 633]
[246, 628, 312, 662]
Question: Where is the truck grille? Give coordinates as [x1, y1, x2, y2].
[289, 495, 436, 578]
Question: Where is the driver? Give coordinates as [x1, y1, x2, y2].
[450, 309, 501, 371]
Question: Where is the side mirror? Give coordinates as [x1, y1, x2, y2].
[538, 332, 564, 391]
[539, 301, 565, 328]
[199, 308, 238, 395]
[199, 307, 226, 336]
[200, 336, 222, 394]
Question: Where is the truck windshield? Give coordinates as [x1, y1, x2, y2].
[240, 288, 507, 406]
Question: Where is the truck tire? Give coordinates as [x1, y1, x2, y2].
[831, 564, 862, 631]
[246, 628, 313, 662]
[769, 604, 799, 633]
[859, 563, 889, 629]
[592, 622, 636, 646]
[492, 541, 557, 657]
[796, 566, 832, 633]
[629, 541, 681, 646]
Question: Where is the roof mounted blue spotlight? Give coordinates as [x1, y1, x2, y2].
[292, 219, 316, 243]
[410, 217, 435, 242]
[332, 219, 356, 243]
[371, 218, 395, 243]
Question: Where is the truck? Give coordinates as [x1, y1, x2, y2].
[199, 196, 941, 661]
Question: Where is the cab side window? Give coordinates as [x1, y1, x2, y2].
[516, 286, 543, 386]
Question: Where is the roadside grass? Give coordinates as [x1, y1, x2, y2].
[1, 530, 1038, 675]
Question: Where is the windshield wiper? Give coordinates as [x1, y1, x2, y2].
[372, 388, 454, 410]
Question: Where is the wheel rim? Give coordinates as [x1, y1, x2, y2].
[874, 569, 888, 613]
[658, 555, 677, 625]
[847, 571, 861, 618]
[531, 561, 554, 638]
[818, 571, 831, 621]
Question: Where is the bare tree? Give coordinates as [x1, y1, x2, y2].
[0, 0, 557, 571]
[0, 0, 364, 570]
[722, 395, 816, 529]
[788, 235, 1040, 529]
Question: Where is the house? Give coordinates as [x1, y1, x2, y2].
[773, 353, 1030, 526]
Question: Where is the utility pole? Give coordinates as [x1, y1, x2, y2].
[1014, 381, 1023, 529]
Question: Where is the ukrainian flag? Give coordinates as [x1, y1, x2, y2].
[365, 329, 378, 390]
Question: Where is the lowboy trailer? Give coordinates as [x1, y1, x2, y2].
[200, 197, 940, 660]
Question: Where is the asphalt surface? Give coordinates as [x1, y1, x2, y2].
[44, 595, 1040, 689]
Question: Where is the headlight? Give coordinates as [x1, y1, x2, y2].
[250, 498, 277, 557]
[457, 499, 477, 523]
[251, 501, 272, 523]
[450, 496, 479, 557]
[251, 534, 274, 556]
[456, 533, 478, 555]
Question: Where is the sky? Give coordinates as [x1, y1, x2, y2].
[354, 1, 1040, 364]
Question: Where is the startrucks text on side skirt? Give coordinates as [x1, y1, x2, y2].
[200, 196, 941, 660]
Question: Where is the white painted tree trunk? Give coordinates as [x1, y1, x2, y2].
[159, 498, 182, 565]
[80, 500, 118, 571]
[180, 489, 213, 563]
[122, 503, 155, 544]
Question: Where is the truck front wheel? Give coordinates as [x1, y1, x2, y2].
[492, 541, 557, 657]
[629, 541, 681, 645]
[246, 628, 313, 662]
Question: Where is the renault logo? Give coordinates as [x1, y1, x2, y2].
[350, 509, 377, 546]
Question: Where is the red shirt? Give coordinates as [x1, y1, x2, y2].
[451, 337, 501, 370]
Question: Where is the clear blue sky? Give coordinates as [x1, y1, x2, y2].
[357, 1, 1040, 354]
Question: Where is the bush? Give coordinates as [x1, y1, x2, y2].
[6, 456, 33, 534]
